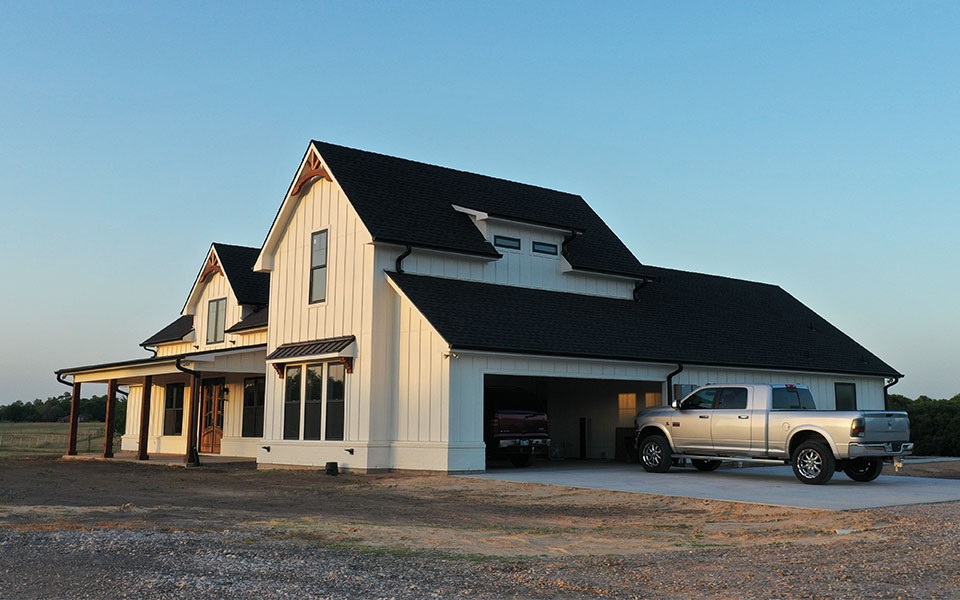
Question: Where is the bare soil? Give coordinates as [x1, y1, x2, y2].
[1, 456, 958, 598]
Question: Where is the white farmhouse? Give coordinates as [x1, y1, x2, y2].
[57, 140, 902, 471]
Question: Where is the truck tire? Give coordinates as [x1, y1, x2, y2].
[791, 440, 835, 484]
[692, 459, 722, 471]
[843, 458, 883, 482]
[639, 435, 672, 473]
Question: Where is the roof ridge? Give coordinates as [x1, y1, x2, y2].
[311, 140, 584, 200]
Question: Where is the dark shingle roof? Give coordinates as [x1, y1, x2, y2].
[312, 141, 647, 278]
[266, 335, 356, 361]
[213, 243, 269, 306]
[141, 315, 194, 347]
[387, 271, 900, 378]
[225, 306, 268, 333]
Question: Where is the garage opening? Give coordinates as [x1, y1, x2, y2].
[484, 374, 663, 467]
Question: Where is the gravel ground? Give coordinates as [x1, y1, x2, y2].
[1, 457, 959, 599]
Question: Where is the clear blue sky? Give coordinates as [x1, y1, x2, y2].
[1, 2, 957, 404]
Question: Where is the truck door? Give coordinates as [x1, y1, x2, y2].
[711, 387, 752, 453]
[671, 388, 716, 452]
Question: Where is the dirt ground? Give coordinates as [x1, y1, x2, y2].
[1, 456, 959, 598]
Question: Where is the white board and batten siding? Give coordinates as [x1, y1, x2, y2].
[258, 176, 386, 469]
[400, 220, 635, 299]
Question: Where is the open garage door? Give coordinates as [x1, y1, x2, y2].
[484, 374, 663, 467]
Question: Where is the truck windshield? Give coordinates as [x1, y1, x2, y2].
[772, 387, 816, 410]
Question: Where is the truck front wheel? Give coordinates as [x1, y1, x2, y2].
[843, 458, 883, 482]
[792, 440, 835, 484]
[639, 435, 672, 473]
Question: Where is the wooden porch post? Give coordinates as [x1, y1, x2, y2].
[67, 381, 81, 456]
[102, 379, 117, 458]
[137, 376, 152, 460]
[184, 374, 201, 466]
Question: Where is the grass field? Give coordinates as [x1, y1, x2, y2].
[0, 422, 118, 455]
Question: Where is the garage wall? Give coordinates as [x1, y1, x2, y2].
[674, 367, 887, 410]
[452, 354, 674, 468]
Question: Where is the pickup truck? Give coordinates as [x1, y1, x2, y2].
[633, 384, 913, 484]
[484, 387, 550, 467]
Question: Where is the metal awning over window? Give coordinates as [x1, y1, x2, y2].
[266, 335, 356, 375]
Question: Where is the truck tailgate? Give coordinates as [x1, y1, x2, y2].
[862, 412, 910, 442]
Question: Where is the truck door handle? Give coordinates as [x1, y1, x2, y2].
[699, 415, 710, 419]
[738, 415, 749, 420]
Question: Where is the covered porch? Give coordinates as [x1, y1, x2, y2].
[55, 345, 267, 466]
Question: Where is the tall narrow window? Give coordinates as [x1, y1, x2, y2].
[310, 230, 328, 303]
[835, 383, 857, 411]
[242, 377, 265, 438]
[163, 383, 185, 436]
[303, 364, 324, 440]
[325, 362, 345, 441]
[283, 366, 302, 440]
[207, 298, 227, 343]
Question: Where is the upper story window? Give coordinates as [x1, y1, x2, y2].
[206, 298, 226, 344]
[493, 235, 521, 251]
[310, 230, 328, 304]
[532, 241, 559, 255]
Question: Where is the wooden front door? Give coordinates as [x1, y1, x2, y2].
[200, 379, 225, 454]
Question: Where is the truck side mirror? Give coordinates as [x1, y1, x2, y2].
[671, 400, 680, 409]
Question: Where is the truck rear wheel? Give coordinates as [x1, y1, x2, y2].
[792, 440, 835, 484]
[843, 458, 883, 482]
[639, 435, 672, 473]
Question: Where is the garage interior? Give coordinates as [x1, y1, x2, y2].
[484, 374, 664, 465]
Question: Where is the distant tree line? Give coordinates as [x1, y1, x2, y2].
[0, 392, 126, 432]
[888, 393, 960, 456]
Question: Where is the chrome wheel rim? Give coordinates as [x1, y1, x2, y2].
[642, 442, 663, 468]
[797, 448, 823, 479]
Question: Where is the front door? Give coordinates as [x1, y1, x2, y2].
[200, 379, 225, 454]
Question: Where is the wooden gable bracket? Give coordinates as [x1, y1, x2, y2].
[338, 356, 354, 374]
[272, 363, 285, 378]
[199, 253, 222, 283]
[290, 152, 332, 196]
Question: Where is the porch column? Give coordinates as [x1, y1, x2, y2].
[184, 374, 201, 466]
[137, 376, 152, 460]
[67, 381, 81, 456]
[102, 379, 117, 458]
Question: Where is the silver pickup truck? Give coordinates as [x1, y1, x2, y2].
[633, 383, 913, 484]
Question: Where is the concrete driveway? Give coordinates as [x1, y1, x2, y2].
[464, 460, 960, 510]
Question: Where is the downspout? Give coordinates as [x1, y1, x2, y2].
[561, 230, 578, 257]
[666, 363, 684, 405]
[56, 372, 73, 388]
[144, 346, 158, 358]
[175, 357, 202, 466]
[395, 245, 412, 274]
[884, 377, 901, 410]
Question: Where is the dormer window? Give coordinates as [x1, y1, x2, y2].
[493, 235, 521, 251]
[532, 241, 559, 255]
[207, 298, 227, 343]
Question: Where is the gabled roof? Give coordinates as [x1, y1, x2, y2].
[387, 271, 901, 378]
[183, 243, 269, 314]
[141, 315, 194, 347]
[213, 243, 270, 306]
[258, 141, 648, 279]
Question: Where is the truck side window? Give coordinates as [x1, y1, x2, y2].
[772, 387, 816, 410]
[716, 387, 748, 410]
[680, 388, 717, 410]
